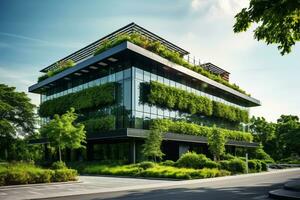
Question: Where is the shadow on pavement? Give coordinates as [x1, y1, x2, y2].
[46, 177, 300, 200]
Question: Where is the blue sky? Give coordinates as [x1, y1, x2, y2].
[0, 0, 299, 122]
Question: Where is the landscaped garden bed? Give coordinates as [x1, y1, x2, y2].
[0, 162, 78, 186]
[68, 152, 268, 180]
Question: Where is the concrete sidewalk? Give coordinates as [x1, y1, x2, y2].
[1, 168, 300, 200]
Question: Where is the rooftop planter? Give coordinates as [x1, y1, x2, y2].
[38, 60, 75, 82]
[38, 33, 249, 96]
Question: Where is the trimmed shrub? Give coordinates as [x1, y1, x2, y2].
[221, 153, 235, 160]
[53, 169, 78, 182]
[51, 161, 67, 170]
[137, 161, 155, 170]
[248, 160, 257, 172]
[260, 161, 268, 171]
[0, 163, 78, 186]
[204, 160, 220, 169]
[161, 160, 175, 166]
[176, 152, 208, 169]
[228, 158, 247, 174]
[220, 160, 230, 171]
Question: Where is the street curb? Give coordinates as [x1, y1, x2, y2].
[27, 168, 300, 200]
[0, 180, 81, 190]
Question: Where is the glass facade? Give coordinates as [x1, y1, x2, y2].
[40, 55, 249, 131]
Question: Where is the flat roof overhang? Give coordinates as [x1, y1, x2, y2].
[29, 128, 259, 148]
[41, 23, 189, 73]
[29, 41, 260, 107]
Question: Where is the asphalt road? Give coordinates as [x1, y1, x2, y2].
[42, 169, 300, 200]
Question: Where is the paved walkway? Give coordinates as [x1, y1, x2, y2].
[0, 176, 174, 200]
[1, 168, 300, 200]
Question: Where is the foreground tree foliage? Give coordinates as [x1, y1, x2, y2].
[234, 0, 300, 55]
[40, 108, 86, 161]
[250, 115, 300, 160]
[0, 84, 36, 160]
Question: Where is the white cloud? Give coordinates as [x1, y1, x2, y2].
[190, 0, 248, 20]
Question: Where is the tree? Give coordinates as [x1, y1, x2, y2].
[276, 115, 300, 158]
[142, 129, 164, 162]
[249, 116, 277, 159]
[40, 108, 86, 161]
[208, 126, 226, 161]
[0, 84, 36, 160]
[234, 0, 300, 55]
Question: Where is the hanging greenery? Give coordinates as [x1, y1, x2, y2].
[81, 115, 116, 135]
[150, 119, 253, 142]
[39, 83, 117, 117]
[142, 81, 249, 123]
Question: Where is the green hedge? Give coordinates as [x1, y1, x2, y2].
[38, 59, 75, 82]
[151, 119, 253, 142]
[176, 152, 220, 169]
[219, 158, 247, 174]
[81, 115, 116, 133]
[78, 162, 230, 180]
[0, 163, 77, 186]
[143, 81, 249, 123]
[93, 33, 249, 95]
[39, 83, 117, 117]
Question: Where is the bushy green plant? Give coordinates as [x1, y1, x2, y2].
[151, 119, 253, 142]
[205, 160, 220, 169]
[0, 163, 77, 186]
[39, 82, 117, 117]
[161, 160, 175, 166]
[176, 152, 210, 169]
[52, 169, 78, 182]
[144, 81, 249, 123]
[248, 159, 263, 172]
[142, 129, 164, 161]
[93, 33, 249, 95]
[219, 160, 230, 171]
[137, 161, 156, 169]
[51, 161, 67, 170]
[260, 161, 268, 171]
[228, 158, 247, 174]
[221, 153, 235, 160]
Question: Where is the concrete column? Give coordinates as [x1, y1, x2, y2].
[130, 139, 136, 164]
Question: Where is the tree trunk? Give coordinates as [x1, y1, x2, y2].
[58, 146, 62, 162]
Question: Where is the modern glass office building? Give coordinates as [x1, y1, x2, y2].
[29, 23, 261, 163]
